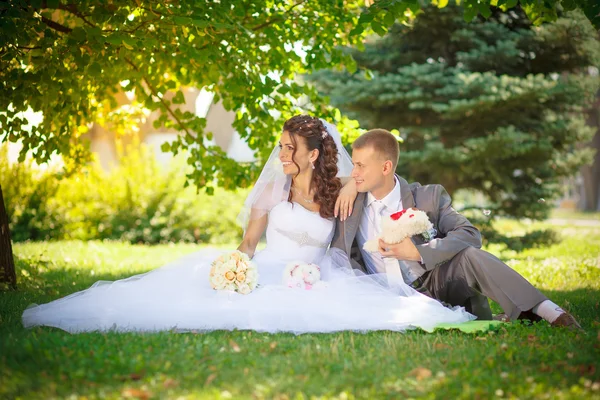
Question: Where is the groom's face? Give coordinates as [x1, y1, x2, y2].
[351, 146, 387, 193]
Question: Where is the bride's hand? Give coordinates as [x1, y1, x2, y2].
[335, 179, 358, 221]
[237, 243, 254, 259]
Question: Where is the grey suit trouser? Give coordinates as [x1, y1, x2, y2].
[411, 247, 548, 320]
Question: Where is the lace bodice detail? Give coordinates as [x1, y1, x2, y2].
[261, 201, 335, 265]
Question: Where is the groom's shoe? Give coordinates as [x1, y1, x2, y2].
[551, 312, 583, 331]
[493, 310, 544, 323]
[493, 313, 510, 322]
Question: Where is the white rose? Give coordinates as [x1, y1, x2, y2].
[236, 260, 248, 272]
[246, 269, 258, 282]
[213, 263, 226, 276]
[224, 270, 236, 282]
[226, 260, 238, 271]
[237, 283, 251, 295]
[211, 273, 227, 289]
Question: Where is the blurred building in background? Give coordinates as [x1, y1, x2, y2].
[85, 87, 254, 171]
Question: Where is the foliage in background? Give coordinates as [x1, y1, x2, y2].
[0, 144, 246, 245]
[2, 1, 598, 193]
[0, 146, 63, 242]
[1, 0, 368, 193]
[310, 7, 600, 245]
[358, 0, 600, 38]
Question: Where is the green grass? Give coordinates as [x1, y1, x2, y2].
[1, 220, 600, 399]
[550, 209, 600, 221]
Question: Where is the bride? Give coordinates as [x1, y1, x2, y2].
[23, 115, 474, 334]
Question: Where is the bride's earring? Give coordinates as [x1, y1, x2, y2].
[310, 161, 315, 170]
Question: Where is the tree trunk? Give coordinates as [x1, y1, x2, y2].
[580, 92, 600, 211]
[0, 184, 17, 290]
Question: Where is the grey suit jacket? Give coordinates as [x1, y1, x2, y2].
[331, 176, 482, 274]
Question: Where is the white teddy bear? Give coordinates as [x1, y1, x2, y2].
[363, 208, 435, 253]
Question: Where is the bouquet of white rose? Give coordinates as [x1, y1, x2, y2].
[282, 261, 324, 290]
[209, 250, 259, 294]
[363, 208, 436, 253]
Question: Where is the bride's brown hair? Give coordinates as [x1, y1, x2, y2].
[283, 115, 342, 219]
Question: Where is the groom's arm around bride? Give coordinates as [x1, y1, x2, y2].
[332, 128, 582, 330]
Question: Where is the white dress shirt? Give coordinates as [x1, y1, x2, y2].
[356, 178, 424, 284]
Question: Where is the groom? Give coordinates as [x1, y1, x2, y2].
[332, 129, 581, 329]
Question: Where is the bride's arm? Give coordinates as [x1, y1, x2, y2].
[334, 178, 358, 221]
[237, 212, 268, 259]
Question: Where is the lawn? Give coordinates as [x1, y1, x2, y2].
[1, 217, 599, 399]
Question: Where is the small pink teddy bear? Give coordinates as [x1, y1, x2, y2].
[283, 262, 322, 290]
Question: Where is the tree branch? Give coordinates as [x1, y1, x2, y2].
[40, 3, 159, 35]
[142, 6, 164, 17]
[251, 0, 307, 31]
[251, 18, 283, 31]
[119, 17, 162, 34]
[58, 4, 96, 28]
[124, 57, 198, 141]
[41, 15, 72, 34]
[123, 58, 229, 162]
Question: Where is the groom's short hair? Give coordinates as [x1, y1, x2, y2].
[352, 129, 399, 169]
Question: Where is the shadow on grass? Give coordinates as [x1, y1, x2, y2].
[0, 254, 162, 336]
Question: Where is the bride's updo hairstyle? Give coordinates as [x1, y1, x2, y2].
[283, 115, 342, 219]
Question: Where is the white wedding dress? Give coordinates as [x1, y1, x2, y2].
[22, 201, 475, 334]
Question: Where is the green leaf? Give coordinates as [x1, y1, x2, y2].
[88, 62, 102, 76]
[357, 12, 375, 24]
[172, 90, 185, 105]
[104, 35, 122, 46]
[123, 37, 137, 49]
[191, 19, 209, 28]
[463, 6, 478, 22]
[383, 12, 396, 27]
[346, 58, 357, 74]
[478, 3, 493, 18]
[212, 22, 234, 30]
[372, 21, 388, 37]
[350, 25, 365, 36]
[581, 1, 600, 29]
[173, 16, 193, 25]
[71, 27, 86, 42]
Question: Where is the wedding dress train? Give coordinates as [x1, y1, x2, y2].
[23, 201, 475, 333]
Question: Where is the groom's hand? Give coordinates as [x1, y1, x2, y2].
[378, 238, 422, 261]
